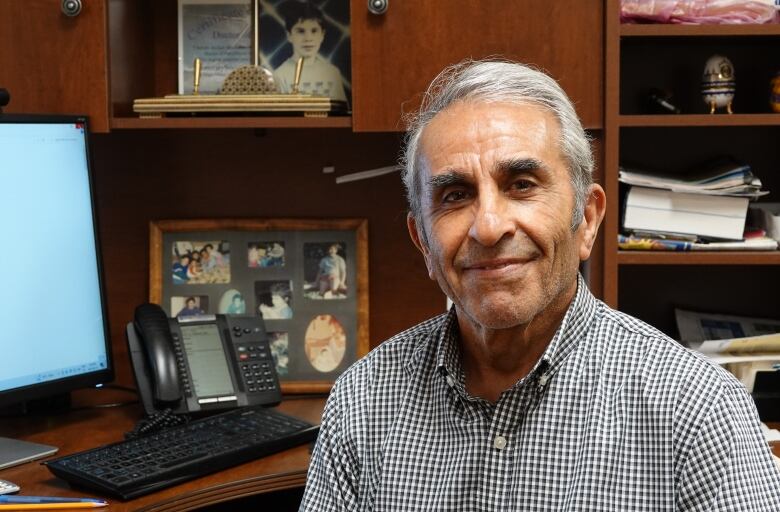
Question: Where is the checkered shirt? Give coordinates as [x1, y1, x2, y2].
[300, 277, 780, 511]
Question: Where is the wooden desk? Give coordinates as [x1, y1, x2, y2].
[2, 390, 778, 512]
[0, 390, 326, 512]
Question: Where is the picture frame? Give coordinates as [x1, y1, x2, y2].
[150, 218, 368, 394]
[177, 0, 352, 103]
[178, 0, 252, 95]
[263, 0, 352, 104]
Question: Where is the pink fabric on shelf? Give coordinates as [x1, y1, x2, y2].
[621, 0, 779, 24]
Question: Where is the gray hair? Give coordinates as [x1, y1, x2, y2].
[400, 59, 593, 231]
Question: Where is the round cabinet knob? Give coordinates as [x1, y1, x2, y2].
[368, 0, 388, 15]
[61, 0, 82, 17]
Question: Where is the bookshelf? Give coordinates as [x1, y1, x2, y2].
[109, 116, 353, 130]
[604, 0, 780, 336]
[620, 23, 780, 37]
[618, 113, 780, 126]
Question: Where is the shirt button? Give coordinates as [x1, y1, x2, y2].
[493, 435, 507, 450]
[445, 375, 455, 387]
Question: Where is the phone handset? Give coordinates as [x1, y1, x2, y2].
[133, 303, 182, 406]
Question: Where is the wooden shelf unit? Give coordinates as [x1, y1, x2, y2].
[617, 251, 780, 265]
[110, 116, 353, 130]
[618, 113, 780, 127]
[620, 23, 780, 37]
[604, 0, 780, 336]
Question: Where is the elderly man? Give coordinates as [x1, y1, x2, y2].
[300, 60, 780, 511]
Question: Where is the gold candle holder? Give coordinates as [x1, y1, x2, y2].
[193, 58, 202, 95]
[292, 57, 304, 94]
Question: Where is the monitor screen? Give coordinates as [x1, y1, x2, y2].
[0, 115, 112, 407]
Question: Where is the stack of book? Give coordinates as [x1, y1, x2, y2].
[619, 157, 777, 251]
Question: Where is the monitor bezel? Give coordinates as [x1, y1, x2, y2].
[0, 113, 114, 408]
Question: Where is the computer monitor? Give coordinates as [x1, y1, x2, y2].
[0, 114, 113, 468]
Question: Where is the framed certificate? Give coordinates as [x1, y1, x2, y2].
[178, 0, 252, 94]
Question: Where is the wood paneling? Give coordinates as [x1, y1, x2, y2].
[350, 0, 604, 132]
[108, 0, 155, 118]
[0, 0, 110, 132]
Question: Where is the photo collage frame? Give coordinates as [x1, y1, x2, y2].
[150, 219, 368, 393]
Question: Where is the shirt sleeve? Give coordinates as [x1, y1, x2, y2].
[272, 63, 291, 94]
[299, 378, 360, 512]
[676, 383, 780, 511]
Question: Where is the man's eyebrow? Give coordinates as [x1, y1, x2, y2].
[426, 170, 471, 192]
[497, 157, 548, 177]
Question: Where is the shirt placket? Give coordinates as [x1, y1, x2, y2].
[476, 386, 528, 511]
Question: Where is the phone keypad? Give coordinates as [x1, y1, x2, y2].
[238, 345, 276, 393]
[228, 320, 280, 398]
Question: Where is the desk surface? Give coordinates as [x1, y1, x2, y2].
[0, 390, 326, 512]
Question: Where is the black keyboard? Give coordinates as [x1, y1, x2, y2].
[44, 407, 319, 500]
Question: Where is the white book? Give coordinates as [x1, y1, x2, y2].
[623, 186, 749, 240]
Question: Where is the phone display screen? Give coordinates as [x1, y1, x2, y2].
[180, 324, 235, 398]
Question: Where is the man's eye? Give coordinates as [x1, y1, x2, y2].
[442, 190, 468, 203]
[511, 180, 535, 192]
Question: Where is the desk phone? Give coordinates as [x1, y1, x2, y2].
[126, 303, 282, 416]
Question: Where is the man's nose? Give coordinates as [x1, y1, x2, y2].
[467, 192, 516, 246]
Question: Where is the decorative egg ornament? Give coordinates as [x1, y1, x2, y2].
[701, 54, 735, 114]
[770, 71, 780, 113]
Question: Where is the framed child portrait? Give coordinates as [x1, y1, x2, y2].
[150, 218, 368, 393]
[264, 0, 351, 105]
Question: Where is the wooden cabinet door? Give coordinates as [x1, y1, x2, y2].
[0, 0, 110, 132]
[350, 0, 603, 132]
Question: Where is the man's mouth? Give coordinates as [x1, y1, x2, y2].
[463, 258, 528, 271]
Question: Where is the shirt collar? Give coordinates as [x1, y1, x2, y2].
[434, 274, 598, 389]
[297, 54, 324, 64]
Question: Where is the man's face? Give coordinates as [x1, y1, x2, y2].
[287, 19, 324, 59]
[408, 101, 595, 330]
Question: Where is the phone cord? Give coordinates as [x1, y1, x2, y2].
[124, 408, 190, 439]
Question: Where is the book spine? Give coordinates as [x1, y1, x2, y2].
[617, 234, 692, 251]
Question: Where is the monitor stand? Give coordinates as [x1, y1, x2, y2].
[0, 437, 58, 470]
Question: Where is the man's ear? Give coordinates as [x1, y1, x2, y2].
[407, 213, 435, 280]
[577, 184, 606, 261]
